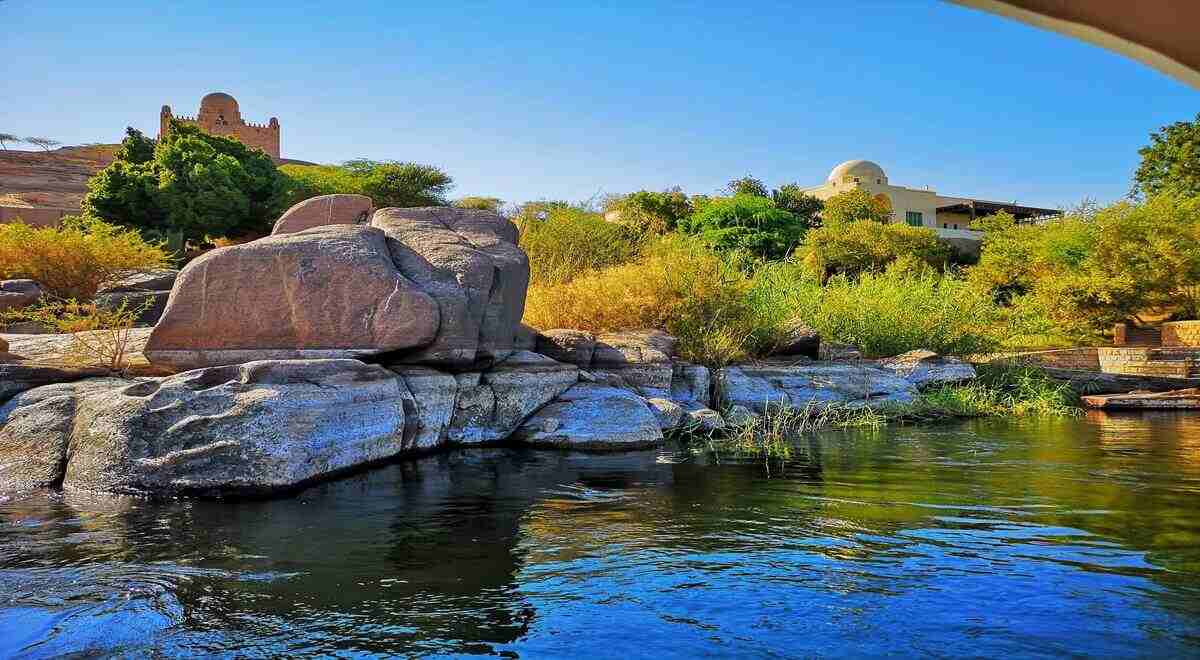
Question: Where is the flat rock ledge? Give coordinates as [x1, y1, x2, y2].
[0, 330, 976, 497]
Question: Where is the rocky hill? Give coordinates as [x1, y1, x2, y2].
[0, 145, 118, 210]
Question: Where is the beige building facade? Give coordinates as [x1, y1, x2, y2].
[160, 92, 281, 160]
[802, 160, 1059, 248]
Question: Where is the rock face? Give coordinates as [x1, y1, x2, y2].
[272, 194, 374, 235]
[536, 329, 596, 366]
[775, 321, 820, 359]
[0, 363, 111, 404]
[372, 207, 529, 366]
[878, 350, 976, 389]
[446, 351, 578, 444]
[0, 279, 43, 313]
[65, 360, 408, 495]
[144, 225, 439, 370]
[717, 362, 919, 413]
[0, 378, 130, 491]
[95, 268, 180, 326]
[513, 383, 663, 450]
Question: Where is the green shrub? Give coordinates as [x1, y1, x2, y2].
[0, 215, 170, 300]
[603, 188, 693, 233]
[453, 196, 503, 211]
[515, 202, 647, 286]
[83, 122, 288, 246]
[799, 219, 951, 279]
[282, 160, 454, 209]
[678, 194, 806, 260]
[820, 188, 893, 224]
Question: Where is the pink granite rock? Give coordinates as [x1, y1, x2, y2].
[271, 194, 374, 235]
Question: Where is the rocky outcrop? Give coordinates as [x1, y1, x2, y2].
[878, 350, 976, 389]
[446, 351, 578, 444]
[0, 362, 111, 403]
[0, 279, 43, 313]
[717, 362, 919, 413]
[775, 321, 820, 359]
[94, 268, 180, 326]
[512, 383, 663, 450]
[272, 194, 373, 235]
[535, 329, 596, 366]
[0, 378, 130, 490]
[144, 225, 439, 370]
[373, 207, 529, 366]
[64, 360, 408, 496]
[819, 342, 863, 361]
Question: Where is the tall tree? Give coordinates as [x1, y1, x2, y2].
[726, 176, 768, 197]
[1133, 112, 1200, 198]
[771, 183, 824, 229]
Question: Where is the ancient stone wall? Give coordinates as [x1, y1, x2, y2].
[1161, 321, 1200, 348]
[160, 93, 280, 160]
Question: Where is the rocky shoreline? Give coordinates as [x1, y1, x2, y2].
[0, 196, 976, 498]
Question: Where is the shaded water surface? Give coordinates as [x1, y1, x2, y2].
[3, 412, 1200, 657]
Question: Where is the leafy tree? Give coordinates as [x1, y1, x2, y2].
[770, 183, 824, 229]
[113, 127, 155, 164]
[821, 188, 894, 224]
[454, 196, 503, 212]
[604, 188, 693, 233]
[82, 120, 288, 245]
[1133, 112, 1200, 198]
[678, 194, 805, 260]
[726, 176, 769, 197]
[0, 133, 19, 150]
[25, 137, 61, 152]
[799, 220, 950, 279]
[289, 158, 453, 208]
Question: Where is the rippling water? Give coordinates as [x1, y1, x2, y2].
[4, 412, 1200, 657]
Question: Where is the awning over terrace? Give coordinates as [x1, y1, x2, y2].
[935, 198, 1061, 223]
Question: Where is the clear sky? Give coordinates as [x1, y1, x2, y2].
[3, 1, 1198, 208]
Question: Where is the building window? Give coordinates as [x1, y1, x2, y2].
[905, 211, 923, 227]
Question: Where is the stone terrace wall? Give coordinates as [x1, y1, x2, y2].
[1162, 321, 1200, 348]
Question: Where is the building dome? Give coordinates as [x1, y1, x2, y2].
[828, 159, 887, 184]
[199, 92, 241, 122]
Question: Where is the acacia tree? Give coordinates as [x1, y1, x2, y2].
[1133, 113, 1200, 198]
[726, 176, 769, 197]
[25, 137, 61, 152]
[0, 133, 19, 150]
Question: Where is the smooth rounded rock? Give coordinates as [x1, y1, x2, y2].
[272, 194, 374, 235]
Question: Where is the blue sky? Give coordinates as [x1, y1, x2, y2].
[3, 1, 1197, 208]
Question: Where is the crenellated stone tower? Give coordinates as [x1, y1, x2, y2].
[160, 92, 280, 160]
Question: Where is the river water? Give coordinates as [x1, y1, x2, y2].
[3, 411, 1200, 658]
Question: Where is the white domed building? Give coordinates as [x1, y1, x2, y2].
[802, 160, 1059, 252]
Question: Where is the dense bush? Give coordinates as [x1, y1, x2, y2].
[821, 188, 893, 224]
[453, 196, 503, 211]
[524, 238, 761, 365]
[678, 194, 806, 260]
[514, 202, 647, 285]
[969, 194, 1200, 336]
[0, 215, 170, 299]
[770, 183, 824, 227]
[798, 219, 951, 279]
[603, 188, 693, 233]
[283, 159, 454, 209]
[83, 123, 288, 246]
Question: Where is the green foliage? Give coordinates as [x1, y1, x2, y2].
[1134, 113, 1200, 198]
[798, 219, 951, 279]
[727, 176, 768, 197]
[113, 127, 154, 164]
[83, 121, 288, 245]
[604, 188, 693, 233]
[0, 215, 170, 300]
[919, 364, 1080, 417]
[969, 194, 1200, 335]
[770, 183, 824, 227]
[454, 196, 503, 211]
[514, 202, 647, 286]
[281, 159, 453, 209]
[678, 194, 806, 260]
[821, 188, 893, 224]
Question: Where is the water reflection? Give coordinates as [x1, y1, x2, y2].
[3, 415, 1200, 657]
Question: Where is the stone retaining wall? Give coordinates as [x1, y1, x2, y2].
[1162, 321, 1200, 348]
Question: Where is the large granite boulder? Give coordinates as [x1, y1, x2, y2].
[373, 207, 529, 366]
[272, 194, 374, 235]
[588, 330, 677, 397]
[717, 362, 919, 414]
[64, 360, 408, 496]
[95, 268, 180, 326]
[144, 225, 439, 370]
[391, 365, 459, 451]
[0, 378, 130, 491]
[0, 279, 43, 313]
[535, 329, 596, 366]
[512, 383, 663, 450]
[0, 363, 111, 403]
[878, 350, 976, 389]
[446, 351, 578, 444]
[775, 320, 820, 359]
